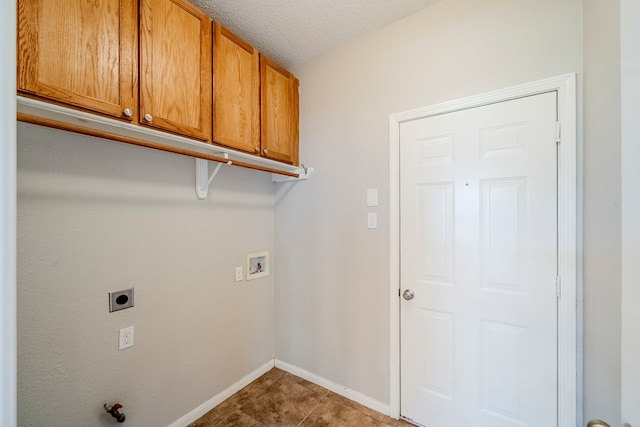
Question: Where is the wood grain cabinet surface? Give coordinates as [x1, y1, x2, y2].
[260, 56, 299, 165]
[17, 0, 138, 121]
[139, 0, 212, 141]
[214, 25, 299, 166]
[212, 24, 260, 154]
[17, 0, 300, 167]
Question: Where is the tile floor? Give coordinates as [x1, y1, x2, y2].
[189, 368, 413, 427]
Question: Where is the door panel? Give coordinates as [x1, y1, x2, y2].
[400, 92, 558, 427]
[418, 183, 454, 283]
[480, 178, 528, 292]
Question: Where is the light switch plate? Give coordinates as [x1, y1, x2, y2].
[368, 212, 377, 229]
[367, 188, 379, 207]
[235, 266, 243, 282]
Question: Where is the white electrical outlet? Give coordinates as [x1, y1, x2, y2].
[119, 326, 134, 350]
[235, 266, 244, 282]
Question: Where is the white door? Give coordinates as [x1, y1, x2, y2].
[400, 92, 558, 427]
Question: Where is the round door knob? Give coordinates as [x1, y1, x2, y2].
[402, 289, 415, 300]
[263, 149, 269, 155]
[254, 147, 260, 153]
[143, 113, 153, 123]
[123, 108, 133, 118]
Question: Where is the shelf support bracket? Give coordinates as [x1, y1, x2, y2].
[272, 164, 314, 183]
[195, 154, 231, 200]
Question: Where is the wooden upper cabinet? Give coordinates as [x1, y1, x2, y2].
[17, 0, 138, 121]
[139, 0, 212, 141]
[17, 0, 300, 167]
[213, 25, 299, 165]
[212, 24, 260, 154]
[260, 56, 299, 165]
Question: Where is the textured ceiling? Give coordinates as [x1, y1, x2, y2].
[191, 0, 442, 69]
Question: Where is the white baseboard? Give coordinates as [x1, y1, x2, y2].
[167, 359, 275, 427]
[274, 359, 390, 416]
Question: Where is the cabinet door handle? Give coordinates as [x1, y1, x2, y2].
[263, 149, 269, 155]
[254, 147, 260, 153]
[143, 113, 153, 123]
[123, 108, 133, 118]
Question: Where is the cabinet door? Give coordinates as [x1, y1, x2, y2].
[17, 0, 137, 121]
[260, 56, 299, 165]
[139, 0, 212, 141]
[212, 24, 260, 154]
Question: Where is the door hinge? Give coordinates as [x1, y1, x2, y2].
[398, 288, 401, 297]
[556, 275, 561, 298]
[555, 121, 561, 143]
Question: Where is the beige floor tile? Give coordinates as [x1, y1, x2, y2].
[239, 378, 323, 426]
[216, 410, 266, 426]
[187, 400, 240, 427]
[190, 368, 414, 427]
[300, 399, 380, 427]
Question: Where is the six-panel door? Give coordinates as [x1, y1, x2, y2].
[400, 92, 559, 427]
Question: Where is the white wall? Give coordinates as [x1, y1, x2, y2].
[1, 0, 17, 425]
[621, 0, 640, 424]
[17, 124, 276, 426]
[278, 0, 583, 407]
[582, 1, 622, 425]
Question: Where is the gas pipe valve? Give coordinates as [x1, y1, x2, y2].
[104, 403, 126, 423]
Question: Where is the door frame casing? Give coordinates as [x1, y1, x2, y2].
[389, 73, 578, 426]
[1, 0, 17, 425]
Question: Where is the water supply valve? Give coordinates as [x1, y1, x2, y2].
[104, 403, 126, 423]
